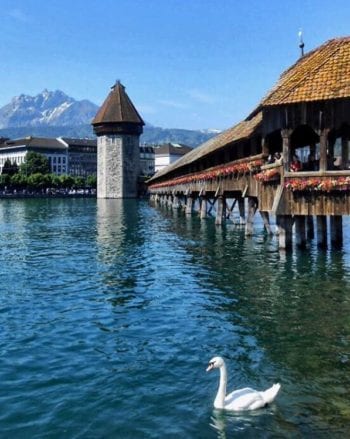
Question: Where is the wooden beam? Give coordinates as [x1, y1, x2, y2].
[330, 215, 343, 248]
[281, 129, 293, 172]
[186, 195, 194, 215]
[238, 197, 245, 225]
[200, 197, 207, 219]
[260, 211, 273, 235]
[277, 215, 293, 249]
[316, 215, 327, 248]
[245, 197, 257, 236]
[215, 196, 225, 225]
[295, 215, 306, 248]
[306, 215, 314, 239]
[319, 128, 330, 172]
[226, 198, 237, 220]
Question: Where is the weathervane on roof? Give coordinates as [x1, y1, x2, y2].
[111, 79, 123, 90]
[298, 29, 305, 57]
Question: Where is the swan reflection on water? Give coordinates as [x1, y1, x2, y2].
[210, 406, 277, 438]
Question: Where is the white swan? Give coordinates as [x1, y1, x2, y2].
[206, 356, 281, 411]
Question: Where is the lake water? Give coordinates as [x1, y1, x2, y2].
[1, 198, 350, 438]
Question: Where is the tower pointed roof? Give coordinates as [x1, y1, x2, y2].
[92, 81, 144, 135]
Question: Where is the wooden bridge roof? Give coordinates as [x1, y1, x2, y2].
[148, 111, 262, 182]
[261, 37, 350, 106]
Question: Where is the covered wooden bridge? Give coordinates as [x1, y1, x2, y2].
[148, 37, 350, 249]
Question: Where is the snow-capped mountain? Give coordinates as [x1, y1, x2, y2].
[0, 89, 219, 146]
[0, 89, 99, 128]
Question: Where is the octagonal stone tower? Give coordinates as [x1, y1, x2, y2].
[92, 81, 145, 198]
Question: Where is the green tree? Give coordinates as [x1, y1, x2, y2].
[20, 152, 50, 176]
[27, 173, 50, 190]
[86, 175, 97, 188]
[74, 176, 85, 188]
[59, 175, 75, 189]
[0, 174, 10, 189]
[11, 173, 28, 190]
[50, 174, 62, 188]
[2, 159, 18, 176]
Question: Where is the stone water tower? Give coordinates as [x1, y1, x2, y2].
[92, 81, 145, 198]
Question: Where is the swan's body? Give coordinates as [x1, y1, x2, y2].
[206, 356, 281, 411]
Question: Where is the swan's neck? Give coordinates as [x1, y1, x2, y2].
[214, 363, 227, 409]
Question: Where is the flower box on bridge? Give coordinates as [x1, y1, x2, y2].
[284, 173, 350, 192]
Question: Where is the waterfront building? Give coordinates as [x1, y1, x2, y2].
[139, 145, 155, 176]
[154, 143, 192, 172]
[0, 136, 97, 177]
[59, 137, 97, 177]
[0, 137, 68, 175]
[92, 81, 145, 198]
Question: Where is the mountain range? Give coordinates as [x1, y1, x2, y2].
[0, 90, 218, 147]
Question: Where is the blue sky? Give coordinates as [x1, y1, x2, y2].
[2, 0, 350, 130]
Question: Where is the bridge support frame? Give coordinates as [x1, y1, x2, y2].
[295, 215, 306, 248]
[317, 215, 327, 248]
[245, 197, 257, 236]
[330, 215, 343, 248]
[277, 215, 293, 249]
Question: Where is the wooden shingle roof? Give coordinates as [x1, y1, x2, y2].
[261, 37, 350, 106]
[149, 111, 262, 181]
[92, 81, 144, 126]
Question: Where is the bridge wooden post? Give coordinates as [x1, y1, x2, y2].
[238, 197, 245, 225]
[316, 215, 327, 248]
[281, 129, 293, 172]
[215, 195, 226, 225]
[186, 195, 194, 215]
[319, 128, 330, 171]
[172, 194, 179, 209]
[330, 215, 343, 248]
[260, 211, 273, 235]
[342, 137, 349, 169]
[295, 215, 306, 248]
[277, 215, 293, 249]
[245, 197, 257, 236]
[306, 215, 314, 239]
[200, 196, 207, 219]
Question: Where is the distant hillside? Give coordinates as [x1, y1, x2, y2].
[0, 89, 219, 147]
[0, 124, 216, 147]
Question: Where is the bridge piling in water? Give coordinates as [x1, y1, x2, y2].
[295, 215, 306, 248]
[317, 216, 328, 248]
[330, 216, 343, 248]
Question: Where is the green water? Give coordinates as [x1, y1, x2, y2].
[0, 198, 350, 438]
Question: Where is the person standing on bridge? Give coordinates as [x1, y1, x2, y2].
[290, 154, 302, 172]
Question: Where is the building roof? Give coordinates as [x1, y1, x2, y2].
[60, 137, 96, 147]
[92, 81, 145, 126]
[0, 136, 66, 150]
[149, 111, 262, 181]
[154, 143, 192, 156]
[140, 146, 154, 153]
[261, 37, 350, 106]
